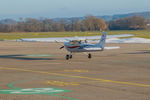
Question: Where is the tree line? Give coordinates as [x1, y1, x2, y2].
[0, 16, 148, 32]
[108, 16, 147, 30]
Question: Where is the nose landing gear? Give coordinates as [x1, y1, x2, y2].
[88, 53, 92, 59]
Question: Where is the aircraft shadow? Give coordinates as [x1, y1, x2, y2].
[126, 50, 150, 54]
[0, 55, 55, 60]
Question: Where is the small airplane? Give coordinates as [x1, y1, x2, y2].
[18, 32, 133, 60]
[59, 32, 119, 60]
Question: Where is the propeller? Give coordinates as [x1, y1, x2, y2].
[60, 46, 64, 49]
[55, 40, 65, 49]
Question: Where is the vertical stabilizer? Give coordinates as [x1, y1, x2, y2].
[97, 32, 107, 50]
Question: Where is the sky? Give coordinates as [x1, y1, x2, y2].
[0, 0, 150, 19]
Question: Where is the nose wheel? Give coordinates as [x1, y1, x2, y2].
[66, 54, 72, 60]
[88, 53, 92, 59]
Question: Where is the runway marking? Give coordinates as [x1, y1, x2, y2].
[64, 69, 89, 73]
[0, 81, 78, 100]
[48, 63, 61, 65]
[47, 81, 80, 86]
[147, 48, 150, 50]
[47, 80, 106, 86]
[0, 67, 150, 87]
[0, 88, 69, 94]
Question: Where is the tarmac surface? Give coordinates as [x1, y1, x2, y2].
[0, 41, 150, 100]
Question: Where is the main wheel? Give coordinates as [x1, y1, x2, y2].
[88, 53, 92, 59]
[66, 55, 70, 60]
[69, 55, 72, 59]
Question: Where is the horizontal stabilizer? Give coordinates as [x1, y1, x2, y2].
[104, 46, 120, 50]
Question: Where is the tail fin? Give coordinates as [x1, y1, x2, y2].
[97, 32, 107, 50]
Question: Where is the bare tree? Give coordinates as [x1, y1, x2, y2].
[82, 16, 107, 31]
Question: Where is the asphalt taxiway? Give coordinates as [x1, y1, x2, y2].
[0, 41, 150, 100]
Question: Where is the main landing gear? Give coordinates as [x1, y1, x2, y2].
[66, 54, 72, 60]
[65, 53, 92, 60]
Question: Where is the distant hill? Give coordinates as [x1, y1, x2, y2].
[97, 11, 150, 21]
[1, 11, 150, 24]
[53, 11, 150, 22]
[0, 19, 17, 24]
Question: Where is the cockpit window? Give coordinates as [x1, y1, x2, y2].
[70, 40, 82, 45]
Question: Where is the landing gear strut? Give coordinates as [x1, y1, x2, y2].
[66, 54, 72, 60]
[70, 55, 72, 59]
[88, 53, 92, 59]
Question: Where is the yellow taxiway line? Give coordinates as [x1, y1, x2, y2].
[0, 67, 150, 87]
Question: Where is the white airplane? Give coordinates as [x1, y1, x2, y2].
[59, 32, 119, 60]
[18, 32, 134, 60]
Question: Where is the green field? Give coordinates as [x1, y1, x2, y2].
[0, 30, 150, 40]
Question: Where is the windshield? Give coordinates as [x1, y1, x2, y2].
[70, 40, 82, 45]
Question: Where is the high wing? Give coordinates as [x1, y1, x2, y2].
[17, 34, 133, 42]
[79, 34, 133, 40]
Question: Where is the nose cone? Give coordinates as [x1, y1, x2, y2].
[64, 42, 70, 49]
[64, 42, 69, 46]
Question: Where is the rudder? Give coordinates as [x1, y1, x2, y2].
[97, 32, 107, 50]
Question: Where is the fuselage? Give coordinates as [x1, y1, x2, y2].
[64, 41, 102, 52]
